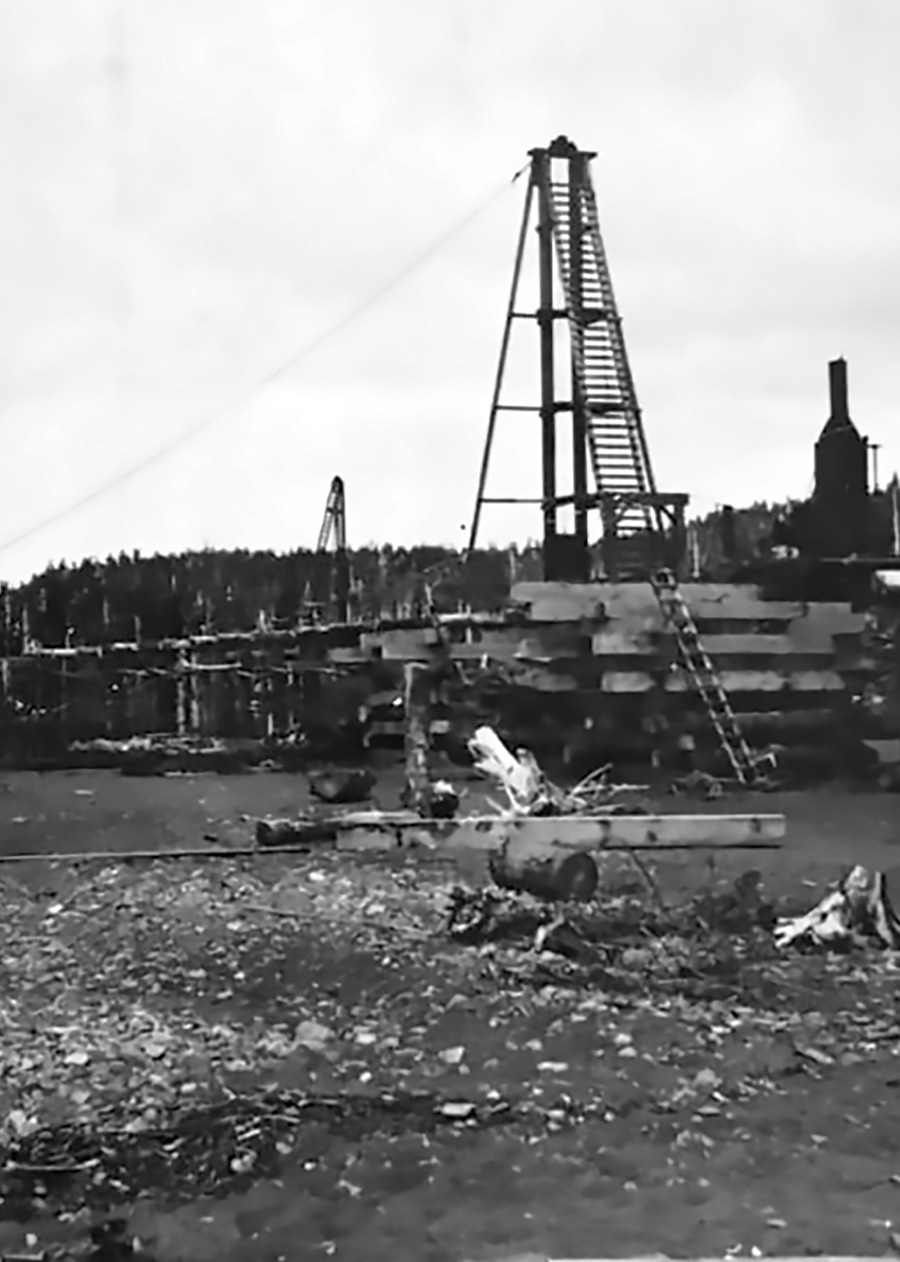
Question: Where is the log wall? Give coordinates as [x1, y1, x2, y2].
[0, 583, 879, 762]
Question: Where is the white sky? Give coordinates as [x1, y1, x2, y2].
[0, 0, 898, 582]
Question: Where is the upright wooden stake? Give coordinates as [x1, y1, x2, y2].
[403, 662, 432, 813]
[176, 647, 188, 737]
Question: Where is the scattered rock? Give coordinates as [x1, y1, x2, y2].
[294, 1021, 334, 1053]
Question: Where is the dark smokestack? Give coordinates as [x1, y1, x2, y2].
[828, 358, 849, 422]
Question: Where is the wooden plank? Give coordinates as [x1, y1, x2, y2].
[591, 632, 837, 669]
[444, 627, 597, 662]
[787, 610, 866, 644]
[334, 811, 785, 854]
[613, 583, 803, 620]
[328, 647, 374, 664]
[510, 583, 609, 622]
[511, 581, 808, 624]
[360, 629, 437, 658]
[737, 708, 837, 730]
[515, 627, 595, 657]
[600, 671, 656, 693]
[445, 628, 526, 654]
[599, 669, 846, 694]
[689, 633, 833, 656]
[475, 1256, 889, 1262]
[666, 669, 846, 693]
[513, 588, 861, 643]
[864, 738, 900, 764]
[594, 632, 825, 656]
[591, 629, 655, 654]
[544, 1257, 887, 1262]
[489, 812, 785, 859]
[501, 667, 580, 692]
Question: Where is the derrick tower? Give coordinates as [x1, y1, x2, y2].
[469, 135, 687, 581]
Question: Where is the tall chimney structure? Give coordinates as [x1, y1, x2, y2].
[828, 357, 849, 423]
[813, 357, 869, 556]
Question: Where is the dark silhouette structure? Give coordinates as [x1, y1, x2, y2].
[469, 136, 687, 580]
[720, 505, 737, 561]
[813, 358, 870, 556]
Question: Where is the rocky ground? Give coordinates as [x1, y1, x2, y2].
[0, 769, 898, 1261]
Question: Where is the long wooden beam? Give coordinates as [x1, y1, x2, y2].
[334, 811, 786, 854]
[471, 1257, 887, 1262]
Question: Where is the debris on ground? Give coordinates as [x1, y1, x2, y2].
[424, 779, 460, 818]
[1, 833, 900, 1249]
[444, 874, 788, 1000]
[399, 777, 461, 820]
[467, 726, 555, 813]
[307, 768, 376, 805]
[467, 726, 648, 817]
[64, 731, 358, 776]
[0, 1087, 537, 1212]
[669, 769, 727, 800]
[774, 864, 900, 950]
[256, 727, 643, 857]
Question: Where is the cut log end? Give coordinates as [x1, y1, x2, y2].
[255, 818, 337, 847]
[489, 846, 599, 903]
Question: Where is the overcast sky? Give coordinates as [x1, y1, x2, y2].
[0, 0, 898, 582]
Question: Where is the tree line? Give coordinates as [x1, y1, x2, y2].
[0, 545, 545, 652]
[3, 490, 894, 652]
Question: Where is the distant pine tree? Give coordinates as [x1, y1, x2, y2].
[9, 546, 527, 645]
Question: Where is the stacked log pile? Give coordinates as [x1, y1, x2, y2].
[0, 582, 883, 766]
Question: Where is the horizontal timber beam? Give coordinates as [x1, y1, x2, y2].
[332, 812, 786, 855]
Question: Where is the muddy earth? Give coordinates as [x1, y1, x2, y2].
[0, 766, 898, 1262]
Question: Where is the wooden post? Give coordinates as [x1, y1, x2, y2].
[600, 498, 618, 580]
[176, 647, 188, 737]
[287, 665, 297, 734]
[189, 650, 200, 735]
[672, 501, 688, 578]
[59, 654, 67, 749]
[0, 656, 8, 764]
[536, 152, 557, 549]
[403, 661, 431, 813]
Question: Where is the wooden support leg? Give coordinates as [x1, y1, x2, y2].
[403, 662, 432, 814]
